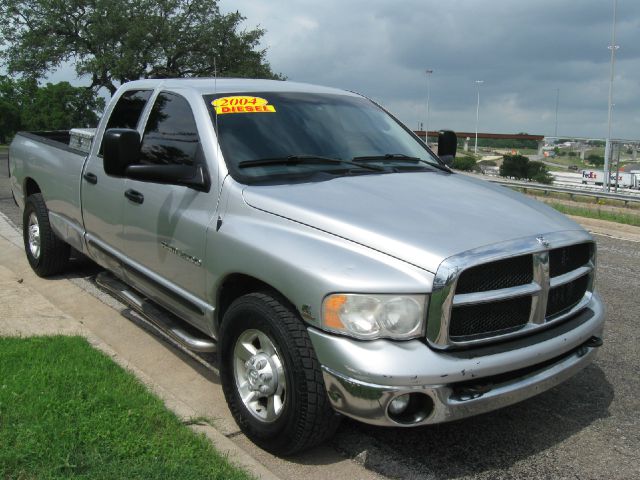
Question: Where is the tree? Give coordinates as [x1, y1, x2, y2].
[499, 154, 553, 184]
[0, 76, 22, 143]
[527, 161, 553, 184]
[20, 81, 105, 130]
[452, 156, 476, 171]
[0, 0, 281, 95]
[587, 154, 605, 167]
[500, 154, 529, 178]
[0, 76, 104, 142]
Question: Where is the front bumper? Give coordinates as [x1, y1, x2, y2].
[308, 293, 605, 427]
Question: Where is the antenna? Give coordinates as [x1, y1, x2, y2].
[213, 56, 219, 137]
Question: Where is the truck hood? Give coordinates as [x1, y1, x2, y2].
[242, 172, 583, 273]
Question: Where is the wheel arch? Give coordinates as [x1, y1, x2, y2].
[24, 177, 42, 200]
[215, 273, 298, 334]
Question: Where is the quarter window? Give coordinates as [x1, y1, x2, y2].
[139, 92, 199, 166]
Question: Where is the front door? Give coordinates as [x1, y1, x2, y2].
[121, 91, 215, 328]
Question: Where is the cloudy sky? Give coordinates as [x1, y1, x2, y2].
[217, 0, 640, 140]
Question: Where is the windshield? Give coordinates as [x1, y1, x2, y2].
[203, 92, 444, 184]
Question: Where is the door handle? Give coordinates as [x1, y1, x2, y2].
[83, 172, 98, 184]
[125, 189, 144, 204]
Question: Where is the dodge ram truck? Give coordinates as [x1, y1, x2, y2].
[9, 78, 605, 455]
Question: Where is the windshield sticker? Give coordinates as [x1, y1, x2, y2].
[212, 96, 276, 114]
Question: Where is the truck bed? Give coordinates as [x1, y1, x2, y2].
[9, 131, 89, 251]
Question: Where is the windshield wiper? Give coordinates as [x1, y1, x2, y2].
[352, 153, 421, 162]
[352, 153, 451, 172]
[239, 155, 384, 171]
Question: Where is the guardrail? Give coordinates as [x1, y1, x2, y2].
[487, 178, 640, 206]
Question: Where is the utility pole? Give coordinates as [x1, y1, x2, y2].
[425, 69, 433, 145]
[604, 0, 619, 192]
[554, 88, 560, 137]
[474, 80, 484, 155]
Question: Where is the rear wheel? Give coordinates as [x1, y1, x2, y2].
[219, 292, 340, 455]
[23, 193, 70, 277]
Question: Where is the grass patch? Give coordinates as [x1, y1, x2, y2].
[547, 202, 640, 227]
[517, 188, 640, 211]
[0, 336, 252, 480]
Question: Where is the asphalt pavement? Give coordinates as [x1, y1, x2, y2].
[1, 151, 638, 479]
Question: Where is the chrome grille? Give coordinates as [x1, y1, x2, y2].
[427, 232, 595, 349]
[549, 243, 591, 277]
[449, 296, 531, 340]
[455, 255, 533, 294]
[546, 274, 590, 317]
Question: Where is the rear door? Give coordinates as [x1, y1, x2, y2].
[120, 91, 215, 326]
[82, 89, 152, 263]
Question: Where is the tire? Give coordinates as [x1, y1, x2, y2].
[23, 193, 70, 277]
[219, 292, 341, 455]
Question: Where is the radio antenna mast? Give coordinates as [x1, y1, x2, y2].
[214, 56, 219, 137]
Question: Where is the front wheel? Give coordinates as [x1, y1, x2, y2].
[219, 292, 340, 455]
[23, 193, 70, 277]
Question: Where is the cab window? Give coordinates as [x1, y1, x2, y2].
[139, 92, 200, 166]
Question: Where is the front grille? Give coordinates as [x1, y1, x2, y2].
[449, 296, 531, 341]
[456, 255, 533, 294]
[549, 243, 591, 277]
[546, 275, 589, 317]
[427, 235, 595, 348]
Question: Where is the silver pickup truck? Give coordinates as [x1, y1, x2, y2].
[9, 78, 605, 455]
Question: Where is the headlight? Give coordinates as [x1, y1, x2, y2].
[322, 294, 427, 340]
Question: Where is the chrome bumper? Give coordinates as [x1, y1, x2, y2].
[309, 294, 605, 427]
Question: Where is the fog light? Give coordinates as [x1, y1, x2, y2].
[387, 393, 435, 424]
[388, 394, 410, 415]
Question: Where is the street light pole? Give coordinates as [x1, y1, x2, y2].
[425, 69, 433, 145]
[474, 80, 484, 155]
[554, 88, 560, 137]
[604, 0, 619, 192]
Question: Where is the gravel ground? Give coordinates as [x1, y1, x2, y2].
[2, 151, 638, 479]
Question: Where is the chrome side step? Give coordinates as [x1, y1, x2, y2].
[95, 271, 217, 353]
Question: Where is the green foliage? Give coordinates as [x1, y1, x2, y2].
[20, 81, 105, 131]
[470, 133, 537, 150]
[452, 155, 477, 171]
[0, 336, 252, 479]
[0, 0, 282, 95]
[0, 76, 21, 143]
[500, 154, 529, 178]
[587, 154, 605, 167]
[0, 100, 21, 144]
[547, 203, 640, 227]
[0, 76, 104, 141]
[499, 154, 552, 184]
[527, 161, 553, 184]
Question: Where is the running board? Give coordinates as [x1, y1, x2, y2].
[95, 271, 216, 353]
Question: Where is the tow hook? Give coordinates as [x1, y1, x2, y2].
[586, 336, 603, 348]
[452, 383, 493, 401]
[577, 336, 603, 357]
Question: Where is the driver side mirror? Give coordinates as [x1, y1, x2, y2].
[437, 130, 457, 167]
[103, 128, 140, 176]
